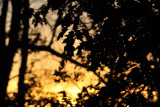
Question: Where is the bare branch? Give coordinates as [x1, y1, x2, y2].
[28, 44, 108, 85]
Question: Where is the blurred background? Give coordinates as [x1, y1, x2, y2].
[0, 0, 107, 106]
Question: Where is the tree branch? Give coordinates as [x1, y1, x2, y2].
[28, 44, 108, 86]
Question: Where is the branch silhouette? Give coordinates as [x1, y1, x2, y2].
[28, 44, 108, 85]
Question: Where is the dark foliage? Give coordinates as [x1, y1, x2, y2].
[46, 0, 160, 106]
[2, 0, 160, 106]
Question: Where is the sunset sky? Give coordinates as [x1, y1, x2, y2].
[6, 0, 108, 106]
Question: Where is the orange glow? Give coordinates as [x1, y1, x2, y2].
[7, 49, 104, 106]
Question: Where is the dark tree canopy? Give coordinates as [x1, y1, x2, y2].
[43, 0, 160, 106]
[1, 0, 160, 106]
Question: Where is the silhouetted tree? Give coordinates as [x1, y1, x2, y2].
[2, 0, 160, 106]
[16, 0, 29, 106]
[0, 0, 9, 105]
[0, 0, 22, 106]
[47, 0, 160, 106]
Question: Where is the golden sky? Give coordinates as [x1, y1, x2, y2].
[5, 1, 108, 106]
[5, 1, 157, 106]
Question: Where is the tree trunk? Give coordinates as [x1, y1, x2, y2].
[0, 0, 9, 106]
[17, 0, 29, 106]
[0, 0, 22, 106]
